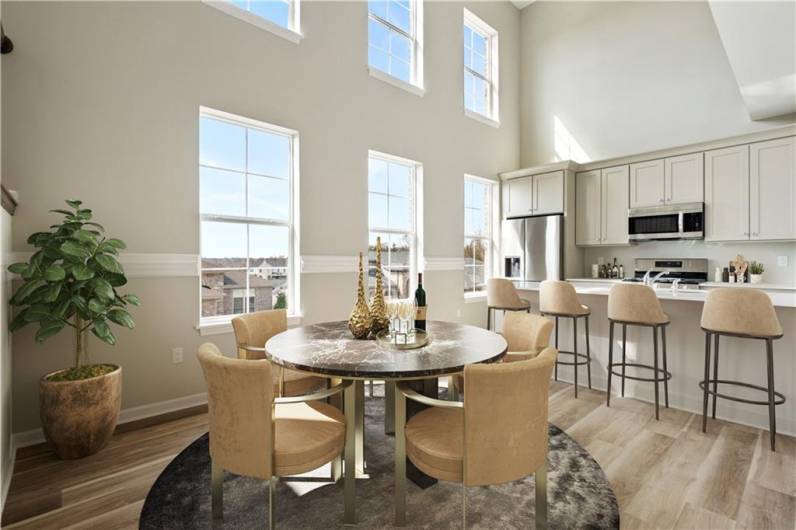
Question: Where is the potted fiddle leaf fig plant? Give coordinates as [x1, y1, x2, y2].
[8, 200, 140, 459]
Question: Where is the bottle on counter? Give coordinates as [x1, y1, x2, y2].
[714, 267, 723, 283]
[414, 273, 426, 331]
[619, 264, 625, 279]
[722, 267, 730, 282]
[611, 258, 620, 279]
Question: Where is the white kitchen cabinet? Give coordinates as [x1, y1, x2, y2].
[705, 145, 750, 241]
[629, 159, 665, 208]
[503, 176, 533, 218]
[533, 170, 565, 215]
[666, 152, 704, 204]
[503, 171, 563, 218]
[576, 166, 628, 246]
[750, 137, 796, 241]
[576, 169, 602, 245]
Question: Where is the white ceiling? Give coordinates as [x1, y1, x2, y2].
[708, 1, 796, 120]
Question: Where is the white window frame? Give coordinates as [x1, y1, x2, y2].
[203, 0, 302, 44]
[463, 9, 499, 127]
[368, 150, 423, 299]
[464, 174, 498, 299]
[198, 106, 301, 332]
[368, 0, 425, 97]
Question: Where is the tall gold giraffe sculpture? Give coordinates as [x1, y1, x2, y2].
[348, 252, 372, 339]
[370, 237, 390, 335]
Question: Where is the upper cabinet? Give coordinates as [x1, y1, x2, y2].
[705, 145, 750, 241]
[503, 171, 563, 218]
[630, 154, 703, 208]
[576, 166, 628, 246]
[750, 137, 796, 241]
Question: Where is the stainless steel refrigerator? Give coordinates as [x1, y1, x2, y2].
[501, 214, 564, 281]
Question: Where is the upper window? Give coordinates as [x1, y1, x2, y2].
[368, 1, 424, 90]
[199, 108, 297, 322]
[463, 9, 499, 124]
[368, 151, 421, 299]
[204, 0, 302, 43]
[464, 175, 495, 295]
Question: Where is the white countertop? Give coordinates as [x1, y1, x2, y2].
[514, 279, 796, 308]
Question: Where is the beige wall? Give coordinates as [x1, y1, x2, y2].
[2, 1, 520, 432]
[519, 1, 796, 167]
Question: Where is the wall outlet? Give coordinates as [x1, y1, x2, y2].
[777, 256, 788, 267]
[172, 347, 184, 364]
[456, 308, 462, 318]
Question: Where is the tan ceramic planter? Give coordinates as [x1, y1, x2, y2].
[39, 365, 122, 459]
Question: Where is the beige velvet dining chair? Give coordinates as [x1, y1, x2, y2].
[197, 343, 354, 528]
[486, 278, 532, 331]
[396, 347, 558, 528]
[232, 309, 327, 397]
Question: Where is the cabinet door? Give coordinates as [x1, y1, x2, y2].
[629, 159, 665, 208]
[750, 137, 796, 241]
[503, 176, 533, 218]
[665, 152, 703, 204]
[601, 165, 630, 245]
[705, 145, 749, 241]
[533, 170, 564, 215]
[575, 170, 602, 245]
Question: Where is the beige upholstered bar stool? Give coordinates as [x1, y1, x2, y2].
[606, 283, 671, 420]
[539, 280, 592, 398]
[232, 309, 327, 397]
[700, 288, 785, 451]
[486, 278, 531, 331]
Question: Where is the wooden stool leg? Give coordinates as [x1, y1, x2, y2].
[711, 335, 720, 419]
[702, 333, 712, 433]
[766, 339, 777, 451]
[554, 317, 559, 381]
[585, 316, 592, 389]
[621, 324, 627, 397]
[652, 326, 660, 421]
[606, 321, 614, 407]
[572, 316, 579, 398]
[662, 326, 669, 408]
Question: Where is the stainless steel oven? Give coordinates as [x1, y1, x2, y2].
[628, 202, 704, 242]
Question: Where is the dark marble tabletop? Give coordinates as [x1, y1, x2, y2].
[264, 320, 508, 379]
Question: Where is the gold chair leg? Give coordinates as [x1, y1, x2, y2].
[385, 380, 395, 434]
[344, 383, 356, 525]
[462, 483, 467, 529]
[211, 460, 223, 527]
[449, 375, 460, 401]
[394, 385, 407, 526]
[535, 460, 547, 530]
[268, 476, 277, 529]
[355, 380, 366, 475]
[331, 454, 342, 482]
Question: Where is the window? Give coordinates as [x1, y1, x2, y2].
[204, 0, 302, 43]
[463, 9, 499, 124]
[368, 151, 421, 300]
[368, 0, 424, 91]
[464, 175, 495, 295]
[199, 108, 298, 322]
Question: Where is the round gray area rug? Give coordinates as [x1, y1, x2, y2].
[140, 389, 619, 529]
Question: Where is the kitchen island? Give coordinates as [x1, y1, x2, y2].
[513, 279, 796, 435]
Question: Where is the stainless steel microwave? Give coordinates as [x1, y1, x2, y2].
[628, 202, 704, 242]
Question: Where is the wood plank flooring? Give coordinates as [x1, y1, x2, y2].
[2, 381, 794, 528]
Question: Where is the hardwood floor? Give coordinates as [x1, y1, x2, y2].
[2, 382, 794, 529]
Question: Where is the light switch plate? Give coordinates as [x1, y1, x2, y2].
[777, 256, 788, 267]
[172, 347, 184, 364]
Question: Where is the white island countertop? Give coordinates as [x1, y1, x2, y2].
[513, 279, 796, 308]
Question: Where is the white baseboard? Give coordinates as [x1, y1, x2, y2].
[10, 392, 208, 450]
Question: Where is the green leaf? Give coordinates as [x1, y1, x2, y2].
[104, 238, 127, 250]
[7, 263, 28, 274]
[76, 209, 93, 220]
[49, 208, 75, 216]
[60, 240, 91, 259]
[26, 232, 52, 246]
[71, 295, 88, 313]
[43, 283, 62, 303]
[98, 242, 118, 255]
[94, 254, 123, 275]
[23, 304, 52, 322]
[71, 230, 97, 244]
[123, 294, 141, 306]
[66, 199, 83, 209]
[9, 311, 30, 332]
[83, 222, 105, 232]
[11, 279, 47, 304]
[88, 297, 107, 314]
[44, 265, 66, 282]
[71, 263, 95, 281]
[91, 320, 116, 345]
[105, 273, 127, 287]
[53, 298, 72, 319]
[108, 309, 134, 329]
[35, 321, 66, 343]
[91, 278, 115, 301]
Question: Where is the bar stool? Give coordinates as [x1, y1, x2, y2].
[606, 283, 671, 420]
[700, 288, 785, 451]
[486, 278, 531, 331]
[539, 280, 592, 398]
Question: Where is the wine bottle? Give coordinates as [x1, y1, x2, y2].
[414, 273, 426, 331]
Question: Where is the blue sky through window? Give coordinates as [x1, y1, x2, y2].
[230, 0, 291, 29]
[368, 0, 413, 84]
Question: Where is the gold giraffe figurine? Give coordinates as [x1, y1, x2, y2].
[348, 252, 372, 339]
[370, 237, 390, 335]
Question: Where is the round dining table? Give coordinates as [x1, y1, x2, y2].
[263, 319, 508, 525]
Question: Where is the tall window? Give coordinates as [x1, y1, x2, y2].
[205, 0, 302, 42]
[463, 9, 499, 123]
[199, 108, 297, 322]
[368, 151, 420, 299]
[368, 0, 423, 88]
[464, 175, 494, 295]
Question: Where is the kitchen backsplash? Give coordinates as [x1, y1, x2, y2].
[582, 240, 796, 285]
